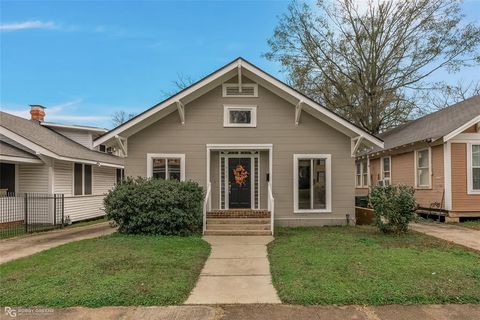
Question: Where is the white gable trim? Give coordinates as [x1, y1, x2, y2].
[94, 58, 383, 149]
[443, 115, 480, 142]
[0, 126, 123, 168]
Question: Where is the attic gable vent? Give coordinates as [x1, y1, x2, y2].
[222, 83, 258, 97]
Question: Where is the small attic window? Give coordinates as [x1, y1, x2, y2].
[224, 105, 257, 127]
[222, 83, 258, 97]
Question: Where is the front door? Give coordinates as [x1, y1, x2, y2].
[228, 158, 251, 208]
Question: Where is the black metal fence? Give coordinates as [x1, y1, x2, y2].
[0, 193, 64, 239]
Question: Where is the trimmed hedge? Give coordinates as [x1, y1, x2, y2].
[104, 177, 204, 236]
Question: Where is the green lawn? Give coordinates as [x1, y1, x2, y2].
[268, 226, 480, 305]
[459, 221, 480, 230]
[0, 233, 210, 307]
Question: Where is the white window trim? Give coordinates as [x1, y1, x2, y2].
[72, 163, 93, 196]
[414, 147, 432, 189]
[222, 83, 258, 97]
[223, 105, 257, 128]
[467, 143, 480, 195]
[355, 158, 369, 188]
[146, 153, 186, 181]
[380, 156, 391, 182]
[293, 154, 332, 214]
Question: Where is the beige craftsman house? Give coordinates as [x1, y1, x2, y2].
[94, 58, 383, 234]
[355, 96, 480, 222]
[0, 106, 124, 224]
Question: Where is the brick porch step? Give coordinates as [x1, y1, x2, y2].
[204, 230, 272, 236]
[207, 209, 271, 219]
[207, 218, 270, 224]
[206, 223, 271, 231]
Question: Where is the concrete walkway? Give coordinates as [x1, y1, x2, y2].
[0, 222, 115, 264]
[4, 305, 479, 320]
[185, 236, 281, 304]
[410, 222, 480, 251]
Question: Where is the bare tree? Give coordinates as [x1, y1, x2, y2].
[265, 0, 479, 134]
[160, 73, 198, 97]
[421, 80, 480, 111]
[112, 110, 135, 127]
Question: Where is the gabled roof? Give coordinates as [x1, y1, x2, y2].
[0, 141, 41, 161]
[372, 95, 480, 153]
[93, 57, 383, 149]
[0, 112, 124, 167]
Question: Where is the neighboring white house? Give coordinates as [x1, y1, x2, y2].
[0, 105, 124, 222]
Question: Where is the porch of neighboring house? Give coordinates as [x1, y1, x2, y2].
[0, 162, 64, 239]
[202, 144, 274, 235]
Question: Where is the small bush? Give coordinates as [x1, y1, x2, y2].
[369, 185, 417, 234]
[104, 177, 204, 236]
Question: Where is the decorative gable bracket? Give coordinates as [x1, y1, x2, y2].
[176, 100, 185, 125]
[295, 101, 303, 126]
[351, 136, 364, 157]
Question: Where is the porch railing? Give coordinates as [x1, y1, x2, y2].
[268, 182, 275, 235]
[202, 181, 211, 234]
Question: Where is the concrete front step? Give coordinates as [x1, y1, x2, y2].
[204, 230, 272, 236]
[207, 218, 271, 224]
[207, 224, 271, 231]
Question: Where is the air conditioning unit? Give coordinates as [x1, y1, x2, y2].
[378, 179, 391, 187]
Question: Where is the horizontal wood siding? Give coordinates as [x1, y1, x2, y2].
[451, 143, 480, 212]
[54, 160, 72, 195]
[64, 195, 105, 222]
[127, 84, 354, 225]
[18, 164, 49, 193]
[52, 128, 92, 148]
[93, 165, 116, 195]
[53, 161, 116, 221]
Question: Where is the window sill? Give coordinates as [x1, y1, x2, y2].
[356, 186, 369, 189]
[415, 186, 432, 190]
[467, 190, 480, 195]
[223, 124, 257, 128]
[294, 209, 332, 214]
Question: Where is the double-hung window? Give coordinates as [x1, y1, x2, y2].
[356, 159, 368, 188]
[381, 157, 391, 185]
[116, 168, 125, 184]
[415, 148, 431, 188]
[294, 154, 331, 213]
[147, 154, 185, 181]
[74, 163, 92, 196]
[468, 144, 480, 194]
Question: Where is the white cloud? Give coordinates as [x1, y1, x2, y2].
[1, 99, 109, 124]
[0, 20, 57, 32]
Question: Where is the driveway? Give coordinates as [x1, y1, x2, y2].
[410, 222, 480, 251]
[0, 222, 115, 264]
[185, 236, 281, 304]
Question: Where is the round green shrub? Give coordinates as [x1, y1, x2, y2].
[369, 185, 417, 234]
[104, 177, 204, 236]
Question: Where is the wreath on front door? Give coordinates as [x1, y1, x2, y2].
[233, 164, 249, 186]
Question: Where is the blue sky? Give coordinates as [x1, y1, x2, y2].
[1, 0, 479, 129]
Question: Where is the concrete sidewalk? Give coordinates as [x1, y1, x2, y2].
[2, 305, 479, 320]
[185, 236, 281, 304]
[0, 222, 115, 264]
[410, 222, 480, 251]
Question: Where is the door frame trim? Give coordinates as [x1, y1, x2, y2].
[206, 144, 273, 212]
[222, 153, 259, 209]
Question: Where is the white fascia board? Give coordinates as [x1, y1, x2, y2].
[41, 122, 108, 133]
[0, 126, 124, 168]
[93, 60, 240, 147]
[443, 115, 480, 142]
[0, 155, 44, 164]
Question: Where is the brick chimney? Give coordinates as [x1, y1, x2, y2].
[29, 105, 46, 122]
